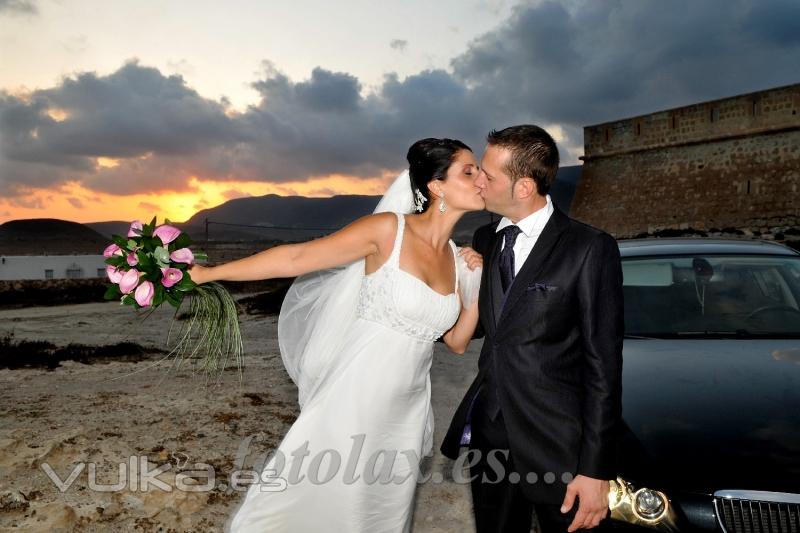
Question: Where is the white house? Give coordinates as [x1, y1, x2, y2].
[0, 254, 109, 281]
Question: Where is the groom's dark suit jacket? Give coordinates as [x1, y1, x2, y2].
[441, 205, 624, 505]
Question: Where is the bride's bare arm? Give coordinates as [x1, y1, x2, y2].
[189, 212, 394, 283]
[442, 300, 480, 354]
[442, 246, 483, 354]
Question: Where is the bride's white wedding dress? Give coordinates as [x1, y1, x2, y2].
[228, 211, 464, 532]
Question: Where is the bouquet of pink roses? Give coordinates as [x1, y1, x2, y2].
[103, 216, 243, 380]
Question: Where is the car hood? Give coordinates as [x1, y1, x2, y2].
[619, 339, 800, 495]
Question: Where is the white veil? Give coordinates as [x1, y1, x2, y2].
[277, 170, 416, 411]
[277, 169, 481, 412]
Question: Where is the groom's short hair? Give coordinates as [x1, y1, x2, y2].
[486, 125, 559, 196]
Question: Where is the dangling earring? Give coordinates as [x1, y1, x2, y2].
[439, 193, 446, 214]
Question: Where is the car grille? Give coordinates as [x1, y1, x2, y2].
[715, 497, 800, 533]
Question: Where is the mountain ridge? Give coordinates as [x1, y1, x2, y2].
[2, 166, 582, 253]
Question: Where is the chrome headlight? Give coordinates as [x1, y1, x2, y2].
[609, 477, 677, 531]
[633, 487, 668, 521]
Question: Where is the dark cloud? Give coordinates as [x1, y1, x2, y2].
[6, 194, 44, 209]
[254, 66, 362, 112]
[36, 59, 244, 157]
[740, 0, 800, 46]
[1, 0, 798, 201]
[67, 197, 83, 209]
[390, 39, 408, 51]
[234, 65, 489, 182]
[453, 0, 800, 126]
[0, 0, 37, 15]
[0, 59, 248, 196]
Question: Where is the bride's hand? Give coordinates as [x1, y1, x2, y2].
[187, 264, 213, 285]
[458, 246, 483, 271]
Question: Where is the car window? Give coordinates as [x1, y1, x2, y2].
[622, 255, 800, 338]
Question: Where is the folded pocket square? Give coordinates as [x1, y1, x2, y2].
[526, 282, 557, 291]
[460, 423, 471, 446]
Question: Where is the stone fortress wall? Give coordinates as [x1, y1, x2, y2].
[571, 83, 800, 244]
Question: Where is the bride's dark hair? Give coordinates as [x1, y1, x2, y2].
[407, 137, 471, 212]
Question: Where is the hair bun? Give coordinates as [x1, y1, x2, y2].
[404, 137, 471, 213]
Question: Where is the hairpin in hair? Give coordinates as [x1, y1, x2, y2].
[413, 188, 427, 212]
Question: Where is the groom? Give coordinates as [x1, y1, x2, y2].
[441, 125, 624, 533]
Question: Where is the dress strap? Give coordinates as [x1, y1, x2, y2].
[388, 212, 405, 268]
[449, 239, 459, 293]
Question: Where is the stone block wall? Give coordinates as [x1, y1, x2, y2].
[572, 83, 800, 240]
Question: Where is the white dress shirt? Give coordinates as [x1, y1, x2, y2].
[495, 194, 554, 276]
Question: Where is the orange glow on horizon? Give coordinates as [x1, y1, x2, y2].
[0, 173, 396, 225]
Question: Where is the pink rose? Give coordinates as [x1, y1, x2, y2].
[127, 220, 143, 237]
[160, 267, 183, 288]
[153, 224, 181, 245]
[103, 243, 124, 257]
[119, 268, 140, 294]
[170, 247, 194, 264]
[106, 265, 124, 283]
[134, 280, 155, 307]
[126, 251, 138, 266]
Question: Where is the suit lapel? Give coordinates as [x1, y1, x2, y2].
[472, 220, 501, 337]
[496, 207, 570, 327]
[488, 234, 504, 329]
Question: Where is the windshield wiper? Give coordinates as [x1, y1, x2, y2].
[674, 330, 800, 338]
[676, 330, 751, 336]
[674, 329, 768, 339]
[626, 330, 800, 339]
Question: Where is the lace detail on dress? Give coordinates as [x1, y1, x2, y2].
[356, 212, 460, 342]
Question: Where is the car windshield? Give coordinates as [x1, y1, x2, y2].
[622, 254, 800, 338]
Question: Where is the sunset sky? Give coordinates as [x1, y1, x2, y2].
[1, 0, 798, 225]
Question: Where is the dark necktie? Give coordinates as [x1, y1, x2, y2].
[499, 225, 523, 293]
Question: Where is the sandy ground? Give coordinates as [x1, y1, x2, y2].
[0, 298, 482, 532]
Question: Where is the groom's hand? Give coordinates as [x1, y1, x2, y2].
[457, 246, 483, 271]
[561, 474, 610, 531]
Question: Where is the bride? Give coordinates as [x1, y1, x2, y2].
[188, 137, 485, 532]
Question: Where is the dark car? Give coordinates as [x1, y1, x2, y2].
[609, 238, 800, 532]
